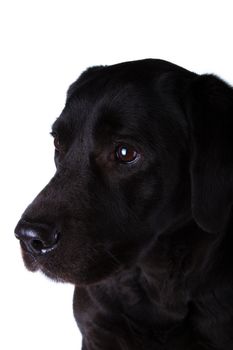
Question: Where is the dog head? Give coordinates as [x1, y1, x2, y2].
[15, 59, 233, 284]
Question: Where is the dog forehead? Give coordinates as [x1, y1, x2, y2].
[53, 59, 191, 142]
[58, 79, 150, 135]
[64, 88, 155, 146]
[66, 59, 168, 107]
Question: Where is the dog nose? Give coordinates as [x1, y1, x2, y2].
[14, 220, 59, 255]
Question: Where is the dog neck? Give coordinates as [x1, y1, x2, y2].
[73, 219, 221, 347]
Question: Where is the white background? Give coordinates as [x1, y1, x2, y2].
[1, 1, 233, 349]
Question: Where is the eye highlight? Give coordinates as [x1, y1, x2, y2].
[115, 144, 139, 163]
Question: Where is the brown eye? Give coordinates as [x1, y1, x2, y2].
[51, 132, 64, 153]
[54, 135, 61, 151]
[115, 144, 138, 163]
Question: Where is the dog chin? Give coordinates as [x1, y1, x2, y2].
[40, 259, 122, 286]
[20, 250, 66, 282]
[20, 242, 122, 285]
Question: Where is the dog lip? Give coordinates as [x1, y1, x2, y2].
[19, 242, 40, 271]
[20, 240, 36, 259]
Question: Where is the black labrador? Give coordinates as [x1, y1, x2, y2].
[15, 59, 233, 349]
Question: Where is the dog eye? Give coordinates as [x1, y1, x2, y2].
[51, 133, 63, 153]
[115, 144, 138, 163]
[54, 135, 61, 151]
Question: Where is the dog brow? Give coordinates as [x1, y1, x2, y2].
[51, 118, 71, 140]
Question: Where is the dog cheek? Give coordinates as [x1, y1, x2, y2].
[122, 172, 163, 219]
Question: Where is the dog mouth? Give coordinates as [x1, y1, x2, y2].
[19, 241, 75, 283]
[19, 235, 59, 269]
[20, 242, 40, 272]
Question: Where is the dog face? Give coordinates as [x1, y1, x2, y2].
[15, 59, 233, 286]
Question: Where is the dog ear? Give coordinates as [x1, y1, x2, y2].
[186, 74, 233, 233]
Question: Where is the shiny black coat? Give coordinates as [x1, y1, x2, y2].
[15, 59, 233, 349]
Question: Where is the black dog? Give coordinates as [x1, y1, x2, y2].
[15, 59, 233, 349]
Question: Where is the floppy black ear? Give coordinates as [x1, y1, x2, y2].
[186, 74, 233, 233]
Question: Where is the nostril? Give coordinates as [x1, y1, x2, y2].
[14, 220, 59, 255]
[31, 239, 45, 252]
[30, 233, 59, 254]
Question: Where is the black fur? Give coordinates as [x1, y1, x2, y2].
[15, 59, 233, 349]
